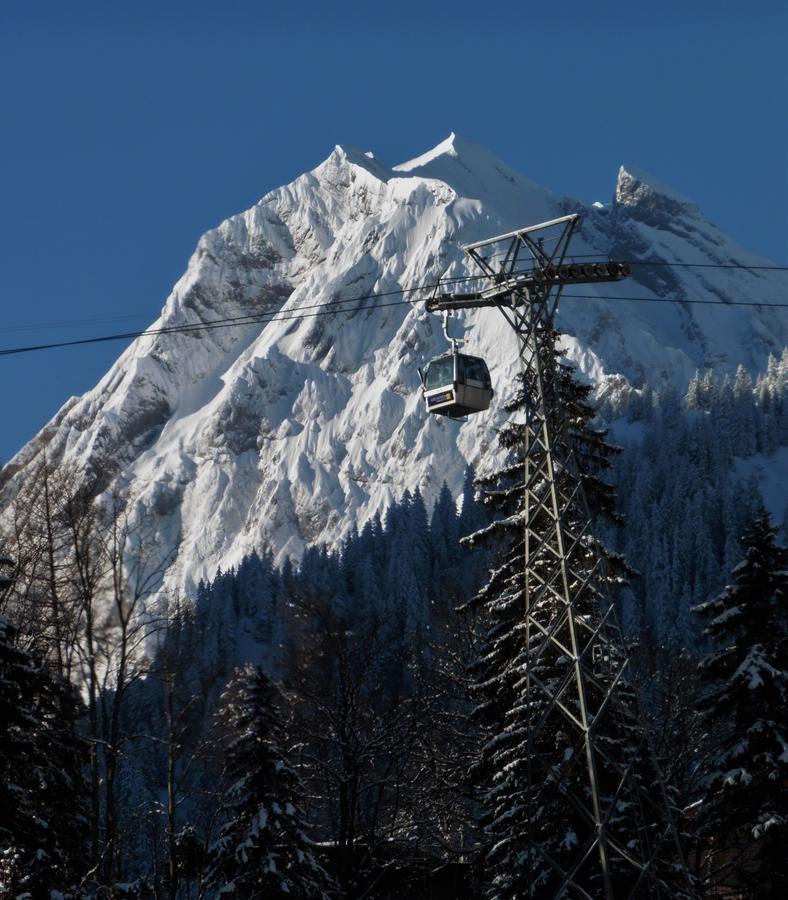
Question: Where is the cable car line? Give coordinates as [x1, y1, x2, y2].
[2, 291, 786, 358]
[0, 271, 499, 341]
[0, 281, 443, 353]
[0, 298, 415, 358]
[1, 268, 787, 358]
[622, 260, 788, 272]
[0, 312, 159, 334]
[3, 258, 787, 339]
[0, 262, 579, 353]
[498, 252, 788, 271]
[562, 293, 788, 308]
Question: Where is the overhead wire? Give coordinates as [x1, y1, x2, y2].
[0, 274, 498, 334]
[0, 298, 422, 358]
[530, 253, 788, 271]
[610, 260, 787, 272]
[561, 293, 788, 308]
[3, 259, 787, 339]
[0, 270, 496, 339]
[0, 312, 158, 334]
[0, 272, 492, 358]
[1, 262, 787, 358]
[472, 246, 788, 271]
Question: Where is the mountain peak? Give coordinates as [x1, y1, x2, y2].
[390, 133, 556, 222]
[317, 143, 392, 181]
[394, 133, 460, 171]
[615, 164, 698, 213]
[318, 135, 487, 182]
[394, 132, 505, 174]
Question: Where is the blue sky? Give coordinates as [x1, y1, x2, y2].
[1, 0, 786, 461]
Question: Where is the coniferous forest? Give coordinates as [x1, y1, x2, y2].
[1, 351, 787, 899]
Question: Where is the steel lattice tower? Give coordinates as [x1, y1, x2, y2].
[427, 216, 693, 899]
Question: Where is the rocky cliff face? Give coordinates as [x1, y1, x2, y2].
[3, 134, 785, 597]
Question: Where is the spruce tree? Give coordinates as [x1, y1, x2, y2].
[204, 665, 331, 899]
[466, 355, 684, 898]
[694, 509, 788, 898]
[0, 615, 88, 897]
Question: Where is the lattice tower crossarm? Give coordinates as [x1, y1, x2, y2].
[431, 218, 694, 899]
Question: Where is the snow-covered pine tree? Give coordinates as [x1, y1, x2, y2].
[430, 481, 460, 608]
[694, 509, 788, 898]
[0, 614, 88, 896]
[466, 349, 686, 899]
[204, 664, 332, 899]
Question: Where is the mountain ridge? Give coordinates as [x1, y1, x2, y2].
[2, 135, 785, 601]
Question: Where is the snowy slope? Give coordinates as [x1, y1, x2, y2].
[2, 134, 786, 597]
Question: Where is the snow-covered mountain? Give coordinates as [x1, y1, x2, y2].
[3, 134, 786, 596]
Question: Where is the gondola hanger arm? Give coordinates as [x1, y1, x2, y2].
[441, 310, 465, 352]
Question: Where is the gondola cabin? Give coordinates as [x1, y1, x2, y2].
[420, 351, 493, 417]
